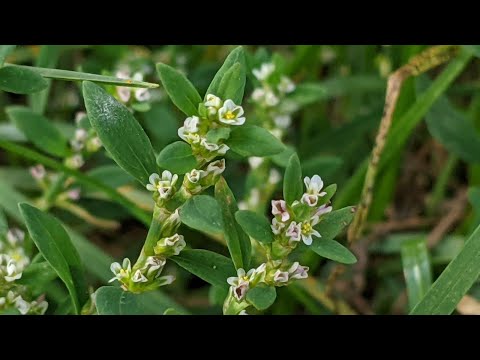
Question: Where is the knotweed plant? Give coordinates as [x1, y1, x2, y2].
[0, 45, 358, 315]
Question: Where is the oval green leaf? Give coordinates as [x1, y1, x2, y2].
[227, 125, 286, 157]
[215, 177, 251, 270]
[157, 141, 198, 174]
[156, 63, 202, 116]
[310, 238, 357, 264]
[7, 106, 69, 157]
[180, 195, 223, 236]
[246, 283, 277, 310]
[235, 210, 274, 244]
[0, 208, 7, 237]
[95, 286, 165, 315]
[83, 81, 158, 185]
[284, 153, 303, 205]
[206, 46, 245, 101]
[314, 206, 356, 241]
[171, 249, 236, 289]
[0, 66, 48, 94]
[19, 203, 88, 314]
[215, 62, 246, 104]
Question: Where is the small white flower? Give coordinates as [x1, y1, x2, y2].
[117, 87, 131, 103]
[273, 270, 289, 284]
[286, 221, 302, 243]
[75, 111, 86, 125]
[32, 300, 48, 315]
[238, 310, 249, 315]
[132, 269, 148, 283]
[251, 88, 265, 102]
[253, 63, 275, 81]
[300, 216, 321, 246]
[184, 133, 201, 144]
[205, 94, 222, 108]
[218, 100, 245, 126]
[315, 204, 332, 217]
[135, 88, 151, 102]
[277, 76, 295, 94]
[146, 171, 178, 199]
[227, 268, 252, 301]
[86, 137, 102, 152]
[67, 188, 81, 201]
[164, 234, 186, 256]
[143, 256, 166, 278]
[109, 258, 131, 283]
[5, 259, 22, 282]
[0, 297, 5, 306]
[271, 218, 286, 235]
[15, 296, 30, 315]
[288, 262, 309, 280]
[157, 275, 175, 286]
[270, 128, 283, 139]
[70, 139, 84, 152]
[30, 164, 46, 181]
[66, 154, 85, 169]
[248, 157, 264, 169]
[178, 116, 200, 141]
[271, 200, 290, 222]
[200, 138, 219, 152]
[217, 144, 230, 155]
[301, 193, 318, 207]
[304, 175, 326, 197]
[206, 159, 226, 176]
[251, 263, 267, 283]
[6, 229, 25, 246]
[75, 129, 88, 142]
[273, 115, 292, 129]
[187, 169, 206, 184]
[265, 91, 280, 107]
[268, 169, 281, 185]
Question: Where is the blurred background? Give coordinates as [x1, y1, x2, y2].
[1, 45, 479, 315]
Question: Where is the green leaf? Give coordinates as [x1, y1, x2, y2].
[411, 223, 480, 315]
[0, 124, 27, 142]
[319, 184, 337, 204]
[246, 284, 277, 310]
[270, 146, 295, 167]
[227, 125, 286, 157]
[19, 203, 88, 314]
[215, 177, 251, 270]
[156, 141, 197, 174]
[215, 62, 246, 104]
[95, 286, 164, 315]
[83, 81, 157, 185]
[284, 153, 303, 205]
[310, 239, 357, 264]
[0, 208, 7, 237]
[463, 45, 480, 58]
[206, 127, 231, 143]
[6, 106, 69, 157]
[0, 45, 16, 67]
[206, 46, 245, 100]
[171, 249, 236, 289]
[401, 237, 432, 311]
[156, 63, 202, 116]
[235, 210, 274, 244]
[180, 195, 223, 236]
[422, 78, 480, 163]
[314, 206, 356, 241]
[4, 63, 158, 88]
[0, 66, 48, 94]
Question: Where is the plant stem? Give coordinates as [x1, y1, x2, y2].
[44, 173, 68, 207]
[427, 155, 458, 216]
[56, 201, 120, 230]
[0, 139, 151, 226]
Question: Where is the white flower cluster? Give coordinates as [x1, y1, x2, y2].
[65, 112, 103, 170]
[109, 255, 175, 291]
[270, 175, 332, 246]
[184, 159, 226, 195]
[227, 263, 266, 301]
[0, 229, 48, 315]
[115, 70, 151, 104]
[146, 170, 179, 201]
[250, 62, 296, 139]
[178, 94, 245, 162]
[154, 233, 186, 257]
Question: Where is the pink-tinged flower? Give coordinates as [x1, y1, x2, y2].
[271, 200, 290, 222]
[288, 262, 309, 280]
[30, 164, 46, 180]
[315, 204, 332, 217]
[271, 218, 286, 235]
[286, 221, 302, 243]
[273, 270, 289, 284]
